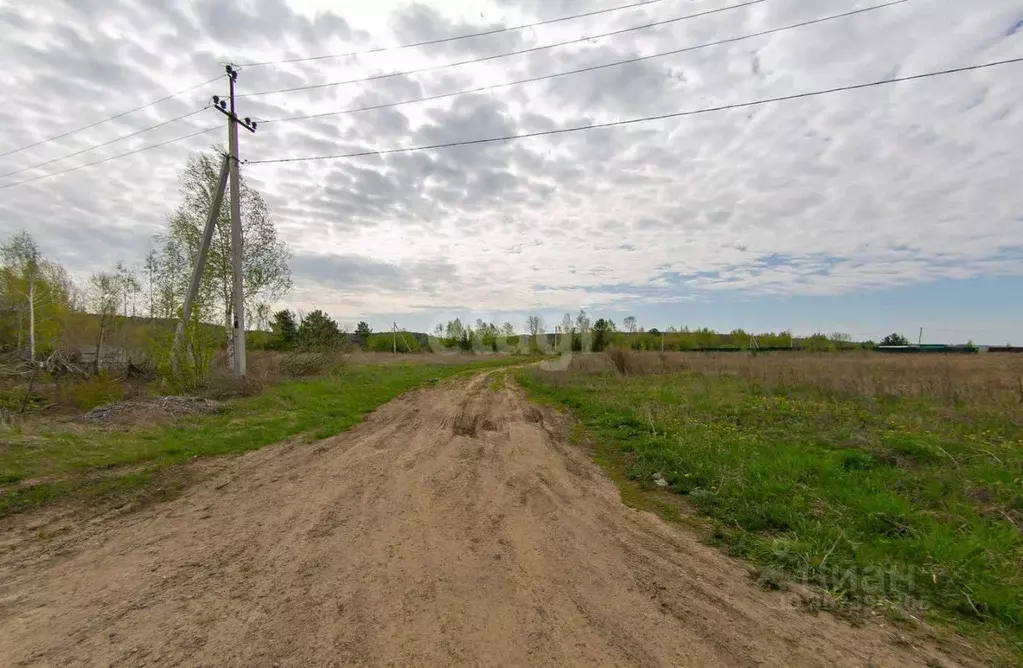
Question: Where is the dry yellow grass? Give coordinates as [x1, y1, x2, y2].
[347, 351, 515, 366]
[576, 350, 1023, 407]
[245, 350, 512, 377]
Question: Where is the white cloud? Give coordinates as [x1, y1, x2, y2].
[1, 0, 1022, 321]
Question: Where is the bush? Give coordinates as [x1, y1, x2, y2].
[880, 333, 911, 347]
[201, 372, 265, 400]
[150, 318, 216, 393]
[0, 385, 46, 413]
[298, 310, 344, 349]
[279, 348, 348, 378]
[65, 372, 125, 411]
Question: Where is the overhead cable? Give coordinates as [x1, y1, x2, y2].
[238, 0, 768, 98]
[0, 75, 222, 159]
[246, 57, 1023, 165]
[236, 0, 676, 67]
[263, 1, 910, 125]
[0, 108, 209, 180]
[0, 126, 220, 191]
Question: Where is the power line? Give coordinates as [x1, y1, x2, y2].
[0, 125, 220, 191]
[264, 1, 909, 125]
[0, 75, 223, 160]
[237, 0, 674, 68]
[246, 57, 1023, 165]
[239, 0, 767, 98]
[0, 107, 209, 180]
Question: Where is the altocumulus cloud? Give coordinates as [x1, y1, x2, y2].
[1, 0, 1022, 319]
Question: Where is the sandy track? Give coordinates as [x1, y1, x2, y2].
[0, 374, 971, 667]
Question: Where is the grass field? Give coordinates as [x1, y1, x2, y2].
[0, 357, 524, 517]
[519, 351, 1023, 661]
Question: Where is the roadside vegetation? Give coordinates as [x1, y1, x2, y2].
[0, 169, 535, 520]
[519, 350, 1023, 662]
[0, 357, 523, 517]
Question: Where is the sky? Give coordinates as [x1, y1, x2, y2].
[1, 0, 1022, 344]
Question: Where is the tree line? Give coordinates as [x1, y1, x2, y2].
[253, 308, 894, 356]
[520, 312, 884, 353]
[264, 313, 525, 354]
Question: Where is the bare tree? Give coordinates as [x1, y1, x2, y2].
[575, 309, 591, 352]
[253, 302, 272, 332]
[623, 316, 637, 335]
[89, 272, 121, 371]
[143, 248, 159, 318]
[115, 261, 141, 318]
[526, 316, 545, 351]
[560, 312, 573, 352]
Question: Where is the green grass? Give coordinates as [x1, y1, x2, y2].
[488, 370, 510, 392]
[0, 358, 522, 516]
[518, 367, 1023, 662]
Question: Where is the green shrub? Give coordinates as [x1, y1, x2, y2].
[279, 349, 348, 378]
[149, 317, 216, 393]
[0, 386, 46, 412]
[66, 372, 125, 411]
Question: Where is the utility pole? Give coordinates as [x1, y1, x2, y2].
[918, 327, 924, 346]
[172, 155, 230, 378]
[212, 65, 257, 376]
[393, 322, 397, 354]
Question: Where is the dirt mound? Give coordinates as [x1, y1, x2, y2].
[0, 374, 976, 666]
[78, 396, 222, 424]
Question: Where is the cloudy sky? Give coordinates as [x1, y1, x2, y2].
[2, 0, 1022, 343]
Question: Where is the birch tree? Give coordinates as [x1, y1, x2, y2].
[575, 309, 591, 352]
[154, 147, 292, 366]
[559, 312, 573, 352]
[115, 261, 141, 318]
[143, 249, 159, 318]
[526, 316, 545, 352]
[0, 231, 74, 358]
[1, 231, 41, 358]
[89, 272, 120, 370]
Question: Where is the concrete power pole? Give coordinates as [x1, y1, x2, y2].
[172, 155, 230, 378]
[212, 65, 258, 376]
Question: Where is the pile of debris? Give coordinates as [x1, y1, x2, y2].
[79, 396, 223, 424]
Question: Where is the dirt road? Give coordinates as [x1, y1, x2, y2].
[0, 374, 970, 666]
